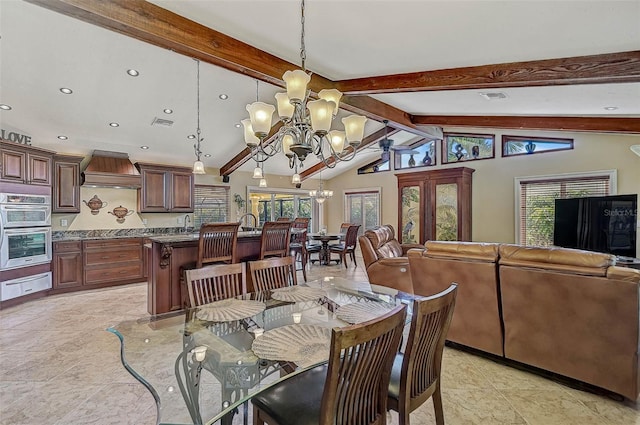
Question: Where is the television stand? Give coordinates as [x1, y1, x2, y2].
[615, 256, 640, 270]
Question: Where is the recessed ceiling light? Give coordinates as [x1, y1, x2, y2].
[204, 154, 211, 158]
[163, 108, 173, 114]
[234, 123, 241, 128]
[140, 146, 149, 150]
[0, 104, 12, 110]
[60, 88, 73, 94]
[187, 134, 196, 139]
[219, 94, 229, 100]
[57, 135, 68, 140]
[604, 106, 618, 111]
[109, 122, 120, 127]
[127, 69, 139, 77]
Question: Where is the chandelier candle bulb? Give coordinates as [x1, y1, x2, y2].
[242, 119, 259, 147]
[275, 93, 295, 119]
[307, 99, 333, 134]
[342, 115, 368, 145]
[328, 130, 346, 154]
[283, 70, 311, 102]
[318, 89, 343, 115]
[282, 135, 295, 156]
[246, 102, 275, 137]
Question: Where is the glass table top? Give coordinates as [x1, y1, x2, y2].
[107, 277, 416, 425]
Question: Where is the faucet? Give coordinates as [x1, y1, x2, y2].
[239, 213, 257, 230]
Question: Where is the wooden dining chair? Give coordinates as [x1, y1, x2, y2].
[248, 256, 298, 292]
[387, 283, 458, 425]
[259, 221, 292, 260]
[289, 227, 308, 282]
[184, 262, 246, 307]
[252, 304, 407, 425]
[329, 224, 361, 268]
[196, 222, 241, 267]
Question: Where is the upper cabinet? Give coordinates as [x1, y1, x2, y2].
[397, 167, 474, 244]
[1, 140, 52, 186]
[136, 163, 194, 213]
[52, 154, 83, 213]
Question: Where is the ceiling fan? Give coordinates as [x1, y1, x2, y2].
[368, 120, 417, 161]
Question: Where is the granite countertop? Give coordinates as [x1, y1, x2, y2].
[53, 228, 265, 243]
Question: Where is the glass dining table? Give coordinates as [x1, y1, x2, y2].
[107, 277, 416, 425]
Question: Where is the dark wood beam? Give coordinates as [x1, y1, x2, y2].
[336, 51, 640, 94]
[411, 116, 640, 134]
[299, 128, 400, 181]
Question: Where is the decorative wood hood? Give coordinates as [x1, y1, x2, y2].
[81, 150, 141, 188]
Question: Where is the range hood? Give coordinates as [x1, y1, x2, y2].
[81, 150, 141, 188]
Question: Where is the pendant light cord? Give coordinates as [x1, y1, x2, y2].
[300, 0, 306, 71]
[194, 58, 202, 161]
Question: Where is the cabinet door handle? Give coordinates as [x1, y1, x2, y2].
[24, 288, 33, 292]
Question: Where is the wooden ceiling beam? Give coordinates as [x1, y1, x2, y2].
[335, 51, 640, 94]
[411, 116, 640, 134]
[299, 127, 400, 181]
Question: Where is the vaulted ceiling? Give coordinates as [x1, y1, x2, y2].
[1, 0, 639, 181]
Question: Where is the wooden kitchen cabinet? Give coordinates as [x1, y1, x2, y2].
[52, 241, 83, 289]
[0, 140, 52, 186]
[83, 238, 143, 286]
[396, 167, 474, 244]
[136, 162, 194, 213]
[52, 154, 83, 213]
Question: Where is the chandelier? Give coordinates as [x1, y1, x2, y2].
[192, 59, 205, 174]
[242, 0, 367, 177]
[309, 178, 333, 204]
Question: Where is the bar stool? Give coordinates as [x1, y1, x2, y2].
[258, 221, 292, 260]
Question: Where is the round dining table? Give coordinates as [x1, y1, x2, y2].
[308, 233, 341, 265]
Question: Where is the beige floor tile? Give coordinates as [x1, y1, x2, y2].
[1, 256, 638, 425]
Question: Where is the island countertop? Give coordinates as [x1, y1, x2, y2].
[146, 230, 261, 244]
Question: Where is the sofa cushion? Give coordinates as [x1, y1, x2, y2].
[365, 225, 403, 258]
[607, 265, 640, 282]
[499, 244, 613, 276]
[424, 241, 499, 262]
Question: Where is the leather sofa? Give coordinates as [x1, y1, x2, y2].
[408, 241, 640, 400]
[359, 225, 424, 294]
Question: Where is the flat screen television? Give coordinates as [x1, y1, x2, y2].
[553, 194, 637, 258]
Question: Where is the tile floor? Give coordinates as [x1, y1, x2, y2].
[1, 255, 639, 425]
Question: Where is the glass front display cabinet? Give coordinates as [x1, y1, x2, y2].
[396, 167, 474, 244]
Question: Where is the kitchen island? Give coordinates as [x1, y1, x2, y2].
[146, 231, 262, 314]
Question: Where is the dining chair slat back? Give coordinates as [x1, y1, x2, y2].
[196, 222, 241, 268]
[252, 304, 407, 425]
[388, 283, 458, 425]
[248, 256, 297, 292]
[330, 224, 361, 268]
[184, 263, 246, 307]
[259, 221, 292, 259]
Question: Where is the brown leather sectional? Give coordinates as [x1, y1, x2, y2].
[408, 241, 640, 400]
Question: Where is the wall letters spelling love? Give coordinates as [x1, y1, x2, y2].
[0, 129, 31, 145]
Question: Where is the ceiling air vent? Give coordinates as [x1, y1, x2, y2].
[479, 92, 508, 100]
[151, 117, 174, 127]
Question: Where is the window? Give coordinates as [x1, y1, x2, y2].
[515, 171, 616, 246]
[248, 188, 317, 231]
[442, 132, 494, 163]
[193, 185, 230, 228]
[503, 135, 573, 157]
[394, 139, 436, 170]
[345, 189, 381, 235]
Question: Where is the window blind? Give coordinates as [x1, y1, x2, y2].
[193, 185, 230, 228]
[519, 175, 611, 247]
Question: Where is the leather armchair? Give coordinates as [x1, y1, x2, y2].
[358, 225, 424, 293]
